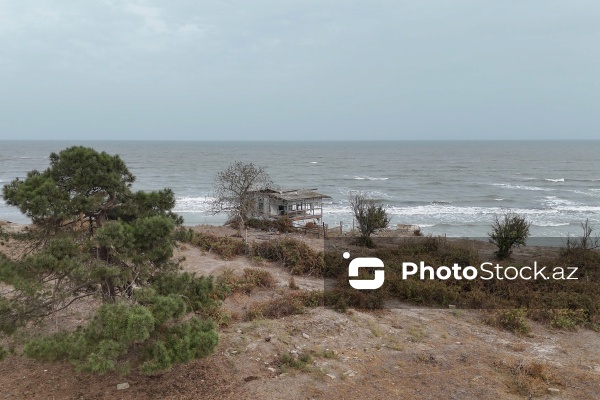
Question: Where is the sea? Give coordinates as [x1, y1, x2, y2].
[1, 141, 599, 238]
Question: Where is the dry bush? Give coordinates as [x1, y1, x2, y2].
[247, 217, 295, 233]
[245, 291, 323, 320]
[191, 233, 246, 259]
[217, 268, 275, 295]
[252, 238, 324, 276]
[493, 357, 563, 397]
[484, 309, 531, 336]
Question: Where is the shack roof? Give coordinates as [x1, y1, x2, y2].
[252, 188, 331, 202]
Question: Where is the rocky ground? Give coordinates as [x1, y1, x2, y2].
[1, 223, 599, 399]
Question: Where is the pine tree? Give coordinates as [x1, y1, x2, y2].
[0, 146, 218, 372]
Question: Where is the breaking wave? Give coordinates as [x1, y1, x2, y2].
[353, 176, 389, 181]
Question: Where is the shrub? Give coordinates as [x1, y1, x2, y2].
[191, 233, 246, 259]
[247, 217, 295, 233]
[485, 309, 531, 335]
[245, 291, 323, 320]
[489, 212, 531, 259]
[278, 352, 312, 372]
[174, 227, 195, 243]
[563, 219, 599, 253]
[217, 268, 275, 294]
[252, 238, 324, 276]
[349, 192, 390, 246]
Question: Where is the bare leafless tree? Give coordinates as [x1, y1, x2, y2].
[565, 219, 599, 252]
[212, 161, 272, 235]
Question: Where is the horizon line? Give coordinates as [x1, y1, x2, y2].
[1, 138, 600, 142]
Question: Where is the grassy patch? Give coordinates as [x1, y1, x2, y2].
[278, 352, 312, 372]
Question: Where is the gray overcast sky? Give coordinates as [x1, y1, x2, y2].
[0, 1, 598, 140]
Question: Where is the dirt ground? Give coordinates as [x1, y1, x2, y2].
[1, 224, 599, 399]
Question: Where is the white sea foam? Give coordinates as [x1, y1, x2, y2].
[534, 222, 570, 227]
[310, 161, 318, 164]
[492, 183, 551, 191]
[572, 189, 600, 197]
[542, 196, 577, 207]
[353, 176, 389, 181]
[545, 178, 565, 182]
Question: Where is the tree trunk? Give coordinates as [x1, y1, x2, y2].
[101, 278, 116, 302]
[238, 217, 246, 239]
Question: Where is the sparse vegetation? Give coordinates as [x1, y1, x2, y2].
[563, 219, 600, 253]
[488, 211, 531, 259]
[493, 357, 563, 398]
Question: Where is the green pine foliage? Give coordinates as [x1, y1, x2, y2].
[24, 292, 218, 373]
[1, 146, 218, 373]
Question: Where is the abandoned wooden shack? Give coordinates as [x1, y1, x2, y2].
[248, 188, 331, 226]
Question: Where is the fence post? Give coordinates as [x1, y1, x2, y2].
[340, 221, 343, 235]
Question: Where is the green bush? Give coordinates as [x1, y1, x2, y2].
[278, 352, 312, 372]
[23, 273, 219, 373]
[485, 309, 531, 335]
[489, 212, 531, 259]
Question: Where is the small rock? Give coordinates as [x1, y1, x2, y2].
[116, 383, 130, 390]
[265, 336, 271, 342]
[326, 373, 336, 379]
[547, 388, 560, 394]
[267, 367, 276, 372]
[237, 329, 243, 334]
[448, 304, 456, 309]
[302, 333, 310, 339]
